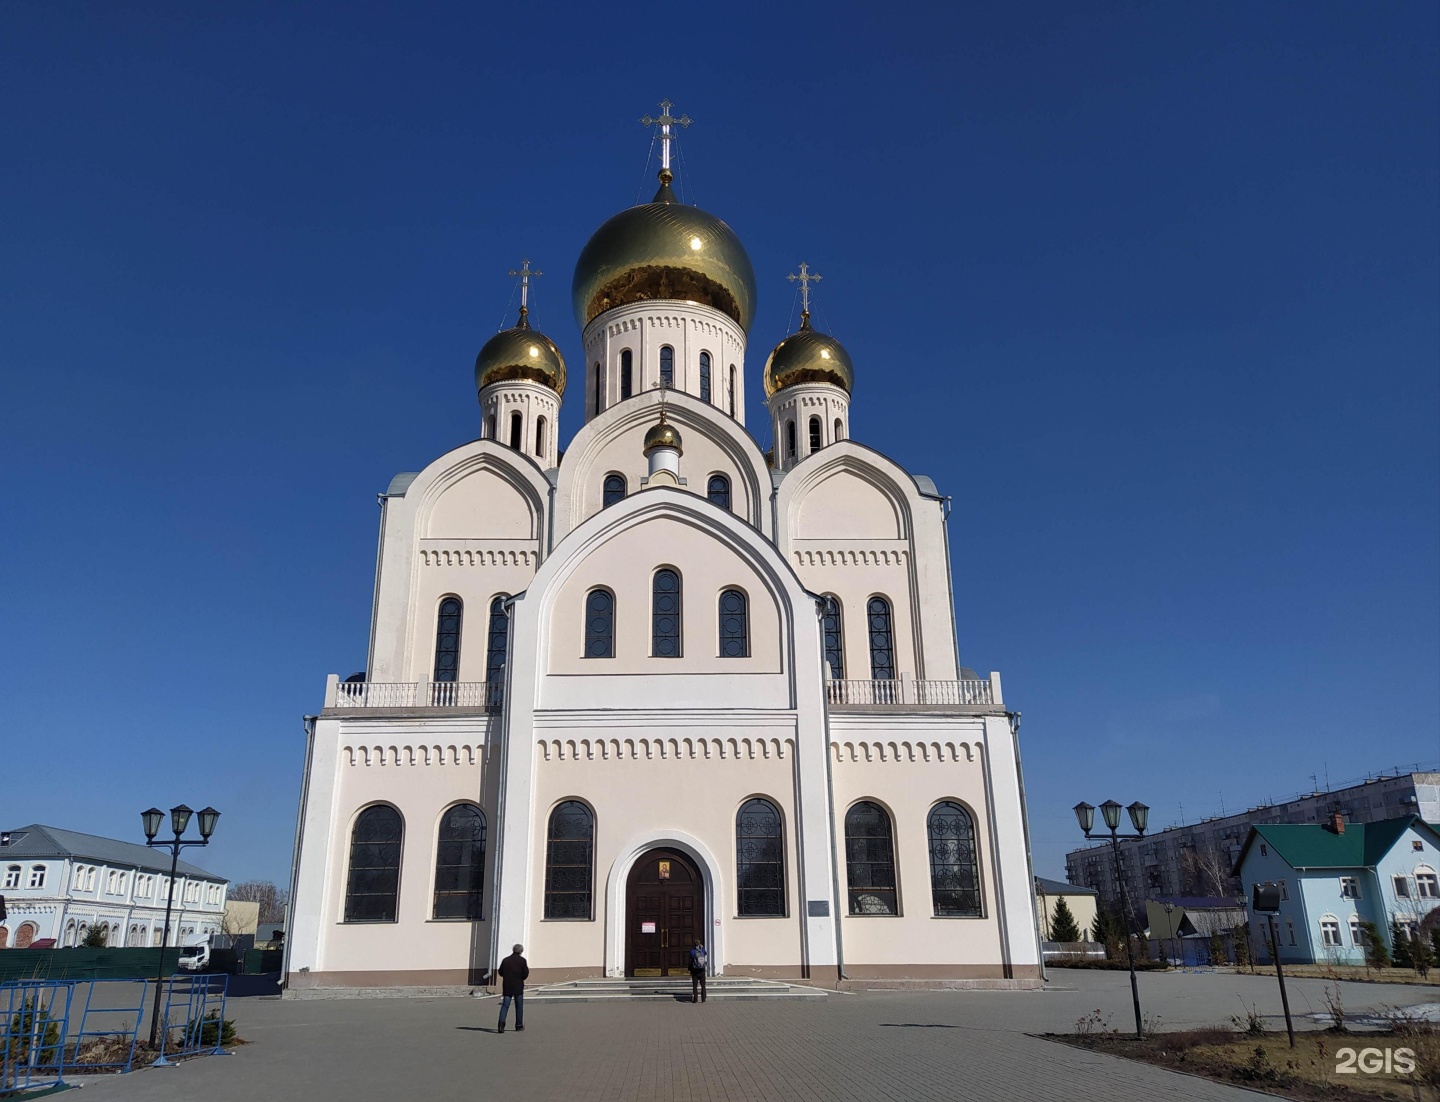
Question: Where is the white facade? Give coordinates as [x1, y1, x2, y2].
[286, 150, 1041, 991]
[0, 826, 227, 949]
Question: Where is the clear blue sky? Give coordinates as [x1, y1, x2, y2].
[2, 2, 1436, 887]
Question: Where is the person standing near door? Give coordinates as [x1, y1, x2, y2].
[496, 944, 529, 1032]
[688, 940, 708, 1003]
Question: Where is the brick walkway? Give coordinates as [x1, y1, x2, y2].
[77, 969, 1437, 1102]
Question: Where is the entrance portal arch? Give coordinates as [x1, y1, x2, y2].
[603, 831, 725, 978]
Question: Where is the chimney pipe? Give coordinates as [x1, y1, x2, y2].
[1329, 811, 1344, 834]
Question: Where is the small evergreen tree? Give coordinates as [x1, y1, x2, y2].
[1431, 927, 1440, 965]
[1091, 910, 1123, 959]
[1209, 931, 1228, 965]
[81, 926, 108, 948]
[1232, 923, 1252, 970]
[1409, 927, 1433, 977]
[1390, 918, 1413, 968]
[1049, 897, 1081, 943]
[1357, 919, 1390, 969]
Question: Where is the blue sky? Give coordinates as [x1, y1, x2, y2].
[2, 2, 1436, 887]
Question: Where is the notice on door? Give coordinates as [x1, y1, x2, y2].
[641, 921, 657, 934]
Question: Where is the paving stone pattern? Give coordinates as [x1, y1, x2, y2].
[78, 969, 1437, 1102]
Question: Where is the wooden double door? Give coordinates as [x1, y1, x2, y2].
[625, 848, 703, 977]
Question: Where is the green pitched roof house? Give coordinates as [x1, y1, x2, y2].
[1233, 813, 1440, 965]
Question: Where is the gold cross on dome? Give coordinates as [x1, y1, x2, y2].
[788, 262, 822, 322]
[508, 259, 542, 324]
[640, 99, 691, 173]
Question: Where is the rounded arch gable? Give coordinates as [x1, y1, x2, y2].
[780, 447, 917, 541]
[405, 441, 550, 542]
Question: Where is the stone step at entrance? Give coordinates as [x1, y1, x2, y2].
[516, 977, 828, 1002]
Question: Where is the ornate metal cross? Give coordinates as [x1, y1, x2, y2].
[640, 99, 691, 173]
[508, 259, 542, 312]
[788, 262, 822, 319]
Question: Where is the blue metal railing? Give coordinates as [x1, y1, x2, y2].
[155, 973, 231, 1066]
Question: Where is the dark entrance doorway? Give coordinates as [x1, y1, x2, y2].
[625, 848, 704, 977]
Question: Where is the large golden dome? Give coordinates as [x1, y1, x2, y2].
[572, 176, 757, 332]
[762, 317, 854, 396]
[474, 309, 567, 396]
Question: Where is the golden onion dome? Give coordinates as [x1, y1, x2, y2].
[642, 417, 684, 456]
[761, 315, 854, 397]
[572, 173, 757, 332]
[473, 308, 567, 396]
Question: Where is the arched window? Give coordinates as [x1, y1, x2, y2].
[736, 798, 785, 916]
[659, 346, 674, 388]
[433, 804, 486, 920]
[2, 866, 18, 889]
[344, 805, 403, 923]
[535, 416, 546, 457]
[594, 363, 605, 413]
[928, 802, 981, 916]
[867, 596, 895, 681]
[822, 595, 844, 679]
[809, 416, 822, 452]
[602, 473, 626, 508]
[845, 802, 897, 915]
[706, 474, 731, 510]
[719, 589, 748, 658]
[508, 411, 523, 450]
[699, 351, 712, 402]
[544, 801, 594, 919]
[487, 414, 496, 440]
[728, 365, 736, 416]
[584, 588, 614, 658]
[620, 349, 633, 399]
[433, 597, 462, 682]
[785, 420, 797, 460]
[486, 596, 510, 696]
[834, 417, 844, 441]
[652, 569, 682, 657]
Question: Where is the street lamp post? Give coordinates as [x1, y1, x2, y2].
[1074, 798, 1150, 1039]
[141, 804, 219, 1054]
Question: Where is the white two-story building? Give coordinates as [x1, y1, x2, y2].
[0, 825, 228, 949]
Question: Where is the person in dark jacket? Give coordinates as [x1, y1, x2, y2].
[496, 944, 529, 1033]
[688, 940, 708, 1003]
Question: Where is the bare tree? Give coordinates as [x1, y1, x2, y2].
[1179, 844, 1236, 898]
[227, 880, 289, 924]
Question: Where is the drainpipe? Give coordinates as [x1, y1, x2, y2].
[979, 730, 1012, 979]
[367, 493, 388, 675]
[817, 596, 848, 986]
[939, 495, 961, 674]
[1008, 710, 1046, 982]
[281, 714, 318, 990]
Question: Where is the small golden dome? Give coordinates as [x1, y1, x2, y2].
[473, 309, 567, 395]
[572, 175, 757, 332]
[761, 316, 854, 397]
[642, 418, 684, 456]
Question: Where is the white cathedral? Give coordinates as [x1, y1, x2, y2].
[287, 108, 1042, 991]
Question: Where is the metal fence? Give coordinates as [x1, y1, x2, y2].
[155, 973, 231, 1066]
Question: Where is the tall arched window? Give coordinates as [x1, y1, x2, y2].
[867, 596, 895, 681]
[433, 804, 486, 920]
[620, 349, 633, 399]
[718, 589, 748, 657]
[584, 588, 614, 658]
[486, 596, 510, 697]
[544, 801, 594, 919]
[3, 866, 18, 889]
[728, 365, 736, 415]
[344, 805, 403, 923]
[508, 411, 523, 450]
[594, 363, 605, 413]
[845, 802, 897, 915]
[659, 346, 674, 388]
[834, 417, 844, 441]
[706, 474, 731, 510]
[822, 595, 845, 679]
[433, 597, 462, 682]
[809, 416, 822, 452]
[602, 473, 626, 508]
[785, 420, 797, 460]
[736, 798, 785, 916]
[699, 351, 712, 402]
[652, 569, 682, 657]
[535, 416, 546, 457]
[928, 802, 981, 916]
[487, 414, 496, 440]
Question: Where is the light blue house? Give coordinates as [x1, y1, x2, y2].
[1233, 812, 1440, 965]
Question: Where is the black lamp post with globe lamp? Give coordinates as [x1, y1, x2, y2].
[1074, 799, 1149, 1039]
[141, 805, 219, 1052]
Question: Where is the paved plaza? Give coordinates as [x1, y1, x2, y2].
[78, 970, 1437, 1102]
